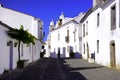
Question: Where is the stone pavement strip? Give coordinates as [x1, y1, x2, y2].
[0, 58, 120, 80]
[39, 58, 66, 80]
[0, 58, 49, 80]
[12, 58, 49, 80]
[59, 58, 120, 80]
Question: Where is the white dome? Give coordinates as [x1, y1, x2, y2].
[50, 19, 54, 26]
[59, 12, 64, 19]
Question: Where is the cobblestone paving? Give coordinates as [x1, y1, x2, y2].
[39, 58, 66, 80]
[12, 58, 49, 80]
[0, 58, 120, 80]
[59, 58, 120, 80]
[59, 58, 87, 80]
[0, 68, 24, 80]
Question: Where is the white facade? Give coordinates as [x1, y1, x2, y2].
[81, 0, 120, 70]
[0, 22, 18, 74]
[46, 13, 84, 58]
[0, 5, 43, 38]
[0, 5, 43, 74]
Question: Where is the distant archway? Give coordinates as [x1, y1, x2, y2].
[110, 40, 116, 68]
[9, 41, 13, 70]
[87, 43, 89, 60]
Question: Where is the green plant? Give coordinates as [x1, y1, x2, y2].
[3, 68, 10, 74]
[17, 60, 25, 68]
[14, 42, 18, 47]
[7, 25, 35, 61]
[69, 50, 75, 58]
[7, 41, 12, 46]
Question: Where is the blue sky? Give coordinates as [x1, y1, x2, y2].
[0, 0, 92, 41]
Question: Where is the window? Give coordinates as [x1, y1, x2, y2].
[97, 13, 100, 27]
[84, 44, 85, 54]
[67, 30, 69, 36]
[83, 24, 85, 37]
[65, 30, 69, 43]
[74, 31, 76, 42]
[86, 21, 88, 35]
[111, 4, 116, 30]
[97, 40, 99, 53]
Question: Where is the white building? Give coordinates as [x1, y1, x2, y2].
[0, 4, 43, 74]
[81, 0, 120, 70]
[0, 22, 17, 74]
[46, 13, 84, 58]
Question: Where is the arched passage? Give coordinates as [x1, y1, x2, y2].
[110, 40, 116, 68]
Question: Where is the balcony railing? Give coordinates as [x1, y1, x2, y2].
[65, 36, 69, 43]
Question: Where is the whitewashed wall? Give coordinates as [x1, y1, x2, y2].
[98, 0, 120, 69]
[0, 7, 32, 32]
[82, 10, 97, 60]
[50, 21, 81, 58]
[0, 5, 43, 74]
[82, 0, 120, 70]
[0, 24, 18, 74]
[0, 6, 43, 39]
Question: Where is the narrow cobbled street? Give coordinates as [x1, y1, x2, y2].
[0, 58, 120, 80]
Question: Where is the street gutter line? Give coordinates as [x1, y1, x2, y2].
[38, 58, 50, 80]
[57, 59, 67, 80]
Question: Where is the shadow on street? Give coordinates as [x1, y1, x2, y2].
[58, 58, 103, 80]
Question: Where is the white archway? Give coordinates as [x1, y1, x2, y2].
[110, 40, 116, 68]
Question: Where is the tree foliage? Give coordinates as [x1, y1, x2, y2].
[7, 25, 35, 61]
[7, 25, 35, 45]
